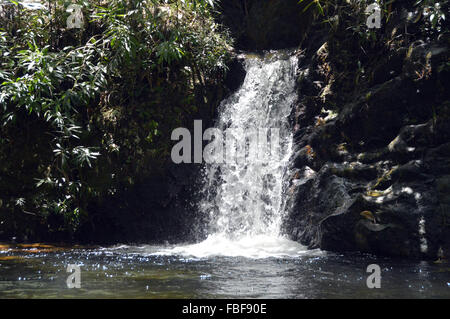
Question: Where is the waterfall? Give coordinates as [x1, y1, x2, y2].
[161, 51, 307, 258]
[201, 51, 297, 237]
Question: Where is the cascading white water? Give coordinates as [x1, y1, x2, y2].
[159, 51, 308, 258]
[202, 52, 296, 238]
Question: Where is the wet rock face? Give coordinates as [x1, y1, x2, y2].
[76, 163, 207, 245]
[224, 54, 246, 92]
[218, 0, 313, 50]
[284, 4, 450, 259]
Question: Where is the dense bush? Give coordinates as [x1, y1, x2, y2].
[0, 0, 232, 240]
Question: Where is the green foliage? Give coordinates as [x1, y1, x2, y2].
[0, 0, 232, 239]
[298, 0, 325, 16]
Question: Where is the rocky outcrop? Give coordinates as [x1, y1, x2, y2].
[284, 1, 450, 259]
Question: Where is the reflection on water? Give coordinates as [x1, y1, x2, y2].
[0, 244, 449, 299]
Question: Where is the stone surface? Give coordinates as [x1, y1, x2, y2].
[283, 2, 450, 259]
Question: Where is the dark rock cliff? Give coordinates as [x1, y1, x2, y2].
[283, 1, 449, 259]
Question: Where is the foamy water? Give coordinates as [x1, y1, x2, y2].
[154, 234, 310, 259]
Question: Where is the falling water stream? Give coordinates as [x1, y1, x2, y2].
[159, 50, 307, 258]
[0, 51, 448, 298]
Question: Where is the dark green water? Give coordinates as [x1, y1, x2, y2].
[0, 244, 449, 298]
